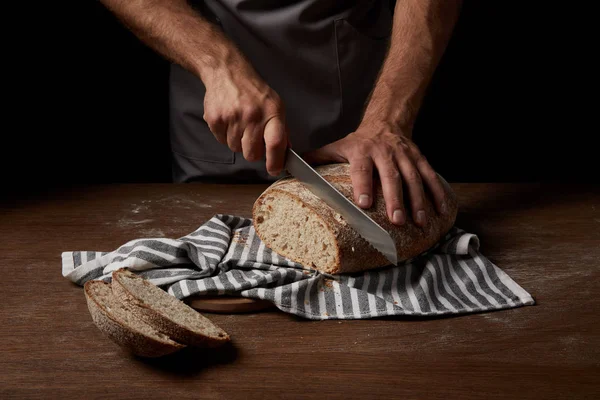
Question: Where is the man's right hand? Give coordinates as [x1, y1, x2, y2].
[202, 61, 289, 177]
[97, 0, 289, 176]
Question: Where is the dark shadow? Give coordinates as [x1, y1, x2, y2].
[131, 340, 239, 377]
[454, 183, 599, 215]
[452, 182, 600, 253]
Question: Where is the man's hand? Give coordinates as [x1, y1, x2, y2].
[203, 63, 288, 176]
[306, 0, 461, 227]
[304, 122, 447, 227]
[97, 0, 288, 176]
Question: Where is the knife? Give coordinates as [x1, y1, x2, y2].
[284, 148, 398, 266]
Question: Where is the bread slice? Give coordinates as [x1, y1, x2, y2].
[252, 163, 458, 274]
[84, 280, 185, 358]
[111, 269, 230, 348]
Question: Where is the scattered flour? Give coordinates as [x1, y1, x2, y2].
[117, 218, 154, 228]
[137, 228, 166, 237]
[142, 196, 213, 210]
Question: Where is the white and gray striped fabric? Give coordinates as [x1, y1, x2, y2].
[62, 214, 535, 320]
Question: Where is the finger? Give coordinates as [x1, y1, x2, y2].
[348, 155, 374, 209]
[205, 118, 227, 145]
[373, 156, 406, 226]
[241, 123, 265, 162]
[263, 116, 288, 176]
[396, 152, 427, 227]
[414, 155, 447, 215]
[227, 121, 243, 153]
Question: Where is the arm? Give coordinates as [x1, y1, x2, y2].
[305, 0, 462, 227]
[98, 0, 289, 175]
[363, 0, 463, 132]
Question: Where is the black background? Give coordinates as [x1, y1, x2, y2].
[4, 1, 593, 190]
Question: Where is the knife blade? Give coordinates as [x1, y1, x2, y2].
[284, 148, 398, 266]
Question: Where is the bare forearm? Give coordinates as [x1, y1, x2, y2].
[98, 0, 246, 82]
[362, 0, 463, 133]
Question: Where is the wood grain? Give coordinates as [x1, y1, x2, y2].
[1, 183, 599, 399]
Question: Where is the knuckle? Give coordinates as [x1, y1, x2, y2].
[213, 131, 226, 143]
[405, 169, 421, 183]
[414, 154, 428, 166]
[242, 104, 262, 121]
[380, 167, 401, 180]
[396, 139, 411, 151]
[358, 142, 375, 156]
[227, 135, 241, 147]
[228, 128, 242, 140]
[395, 143, 409, 155]
[225, 106, 242, 121]
[375, 145, 396, 160]
[221, 110, 235, 122]
[245, 151, 260, 162]
[203, 111, 219, 126]
[265, 133, 285, 149]
[349, 156, 372, 175]
[408, 142, 420, 153]
[350, 163, 371, 175]
[424, 167, 438, 181]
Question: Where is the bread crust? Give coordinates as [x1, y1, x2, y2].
[111, 269, 230, 348]
[84, 280, 185, 358]
[252, 163, 458, 274]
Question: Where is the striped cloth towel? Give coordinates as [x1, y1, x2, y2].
[62, 214, 535, 320]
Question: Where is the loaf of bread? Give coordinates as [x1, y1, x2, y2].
[84, 269, 230, 357]
[252, 163, 458, 274]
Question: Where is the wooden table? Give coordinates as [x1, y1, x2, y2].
[1, 183, 598, 399]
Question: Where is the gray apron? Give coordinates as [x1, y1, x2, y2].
[169, 0, 393, 183]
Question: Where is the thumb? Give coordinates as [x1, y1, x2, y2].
[302, 139, 347, 166]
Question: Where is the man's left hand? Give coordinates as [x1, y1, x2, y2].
[303, 121, 447, 228]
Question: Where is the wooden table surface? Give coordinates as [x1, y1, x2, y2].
[1, 183, 599, 399]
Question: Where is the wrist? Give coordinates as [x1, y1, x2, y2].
[193, 28, 247, 84]
[362, 85, 420, 133]
[360, 103, 416, 138]
[356, 117, 413, 141]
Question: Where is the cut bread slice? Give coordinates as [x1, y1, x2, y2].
[84, 280, 185, 358]
[111, 269, 230, 348]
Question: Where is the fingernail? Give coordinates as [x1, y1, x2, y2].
[358, 194, 370, 207]
[441, 201, 447, 215]
[393, 209, 405, 225]
[416, 210, 426, 226]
